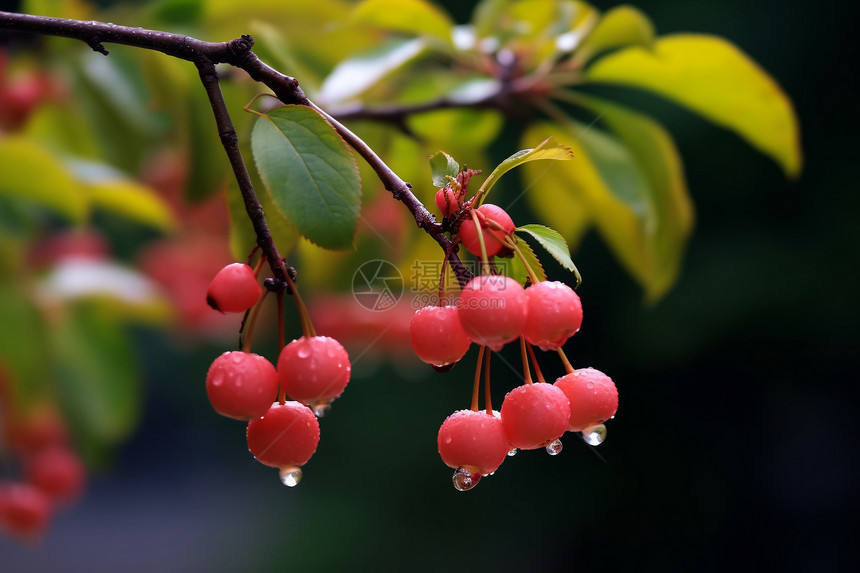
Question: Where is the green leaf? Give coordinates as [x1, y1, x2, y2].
[0, 136, 88, 222]
[576, 4, 654, 62]
[317, 37, 427, 105]
[586, 34, 802, 177]
[0, 284, 51, 409]
[70, 51, 162, 173]
[429, 151, 460, 188]
[522, 121, 679, 300]
[504, 236, 546, 286]
[353, 0, 454, 42]
[251, 106, 361, 250]
[476, 139, 574, 205]
[577, 94, 694, 298]
[516, 224, 580, 287]
[68, 160, 176, 232]
[52, 304, 140, 447]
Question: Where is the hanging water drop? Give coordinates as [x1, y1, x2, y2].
[452, 468, 480, 491]
[581, 424, 607, 446]
[313, 403, 330, 418]
[507, 448, 518, 457]
[279, 465, 303, 487]
[545, 438, 563, 456]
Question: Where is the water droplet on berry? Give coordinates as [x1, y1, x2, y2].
[507, 448, 518, 457]
[312, 403, 330, 418]
[297, 346, 311, 359]
[545, 439, 563, 456]
[279, 465, 303, 487]
[581, 424, 607, 446]
[231, 353, 243, 364]
[586, 382, 594, 390]
[452, 468, 480, 491]
[432, 363, 455, 373]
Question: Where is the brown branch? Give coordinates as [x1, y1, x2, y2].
[0, 10, 474, 285]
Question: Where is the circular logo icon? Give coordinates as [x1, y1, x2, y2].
[352, 259, 403, 311]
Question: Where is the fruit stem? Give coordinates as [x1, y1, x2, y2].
[241, 290, 269, 353]
[519, 337, 533, 385]
[557, 348, 575, 374]
[526, 343, 546, 384]
[483, 346, 493, 415]
[248, 246, 262, 274]
[285, 273, 316, 338]
[470, 209, 491, 276]
[471, 345, 486, 412]
[504, 235, 540, 285]
[437, 246, 453, 306]
[277, 290, 285, 349]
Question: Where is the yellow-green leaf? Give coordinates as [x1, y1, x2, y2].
[576, 4, 654, 62]
[476, 139, 575, 205]
[522, 123, 655, 298]
[586, 34, 802, 177]
[353, 0, 454, 43]
[577, 94, 694, 298]
[69, 160, 176, 232]
[0, 136, 88, 222]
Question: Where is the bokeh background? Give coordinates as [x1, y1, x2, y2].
[2, 0, 858, 571]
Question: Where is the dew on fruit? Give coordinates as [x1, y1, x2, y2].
[432, 363, 455, 373]
[507, 448, 518, 457]
[452, 468, 480, 491]
[581, 424, 607, 446]
[279, 465, 303, 487]
[545, 438, 563, 456]
[312, 403, 330, 418]
[297, 346, 311, 359]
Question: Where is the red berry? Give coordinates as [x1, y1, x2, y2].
[554, 368, 618, 431]
[457, 275, 528, 351]
[458, 204, 515, 257]
[522, 281, 583, 351]
[206, 262, 261, 313]
[435, 187, 460, 218]
[246, 401, 320, 468]
[206, 351, 279, 420]
[409, 306, 472, 367]
[437, 410, 511, 476]
[23, 447, 85, 505]
[0, 482, 51, 542]
[277, 336, 351, 407]
[500, 383, 570, 450]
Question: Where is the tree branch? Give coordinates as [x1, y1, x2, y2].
[0, 10, 473, 285]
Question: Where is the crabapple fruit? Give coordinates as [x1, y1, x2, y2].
[457, 275, 528, 351]
[0, 482, 51, 541]
[206, 262, 261, 313]
[458, 204, 515, 257]
[500, 383, 570, 450]
[554, 368, 618, 431]
[206, 351, 279, 420]
[246, 401, 320, 469]
[277, 336, 351, 407]
[522, 281, 583, 351]
[23, 446, 85, 505]
[437, 409, 512, 477]
[435, 187, 460, 218]
[410, 306, 472, 367]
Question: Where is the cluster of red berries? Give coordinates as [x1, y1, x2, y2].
[0, 382, 86, 542]
[411, 199, 619, 491]
[205, 261, 350, 486]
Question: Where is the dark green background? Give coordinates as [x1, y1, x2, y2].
[2, 0, 858, 571]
